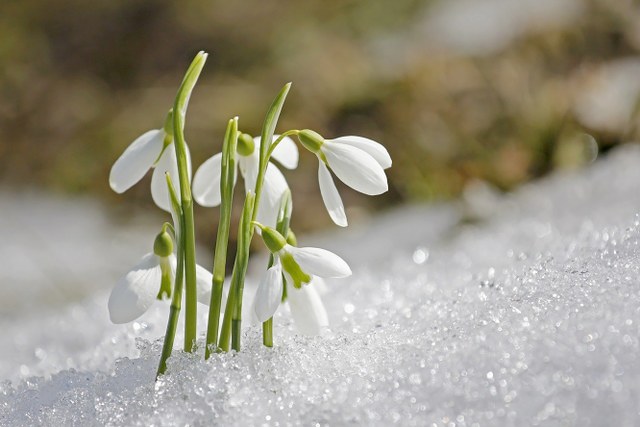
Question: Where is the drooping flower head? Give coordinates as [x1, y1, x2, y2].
[297, 130, 391, 227]
[108, 225, 212, 324]
[251, 223, 351, 333]
[109, 109, 192, 212]
[192, 133, 298, 227]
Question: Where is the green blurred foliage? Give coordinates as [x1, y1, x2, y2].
[1, 0, 639, 235]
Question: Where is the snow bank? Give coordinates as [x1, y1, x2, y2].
[2, 146, 640, 426]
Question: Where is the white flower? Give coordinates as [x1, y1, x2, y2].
[109, 126, 192, 212]
[192, 135, 298, 227]
[298, 130, 391, 227]
[252, 225, 351, 331]
[108, 252, 212, 324]
[251, 264, 329, 336]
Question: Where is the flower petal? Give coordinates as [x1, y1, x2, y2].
[254, 263, 284, 322]
[330, 136, 392, 169]
[287, 245, 352, 278]
[108, 253, 161, 324]
[109, 129, 165, 193]
[151, 143, 192, 212]
[192, 153, 223, 207]
[271, 135, 299, 169]
[238, 151, 259, 194]
[322, 142, 388, 195]
[287, 284, 328, 336]
[195, 263, 213, 305]
[256, 163, 291, 228]
[318, 162, 347, 227]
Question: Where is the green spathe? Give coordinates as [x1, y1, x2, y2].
[298, 129, 324, 153]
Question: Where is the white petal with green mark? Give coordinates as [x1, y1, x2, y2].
[287, 245, 352, 278]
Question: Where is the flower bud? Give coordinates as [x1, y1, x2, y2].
[153, 229, 174, 257]
[297, 129, 324, 153]
[260, 225, 287, 253]
[237, 133, 255, 157]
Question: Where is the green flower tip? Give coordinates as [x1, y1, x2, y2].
[193, 51, 208, 65]
[153, 229, 174, 257]
[237, 133, 255, 157]
[255, 222, 287, 253]
[298, 129, 324, 153]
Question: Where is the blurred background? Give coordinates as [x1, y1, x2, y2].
[2, 0, 640, 238]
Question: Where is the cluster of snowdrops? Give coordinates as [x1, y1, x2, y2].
[106, 52, 391, 377]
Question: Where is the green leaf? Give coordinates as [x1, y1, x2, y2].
[259, 82, 292, 165]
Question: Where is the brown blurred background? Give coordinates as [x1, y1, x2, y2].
[1, 0, 640, 238]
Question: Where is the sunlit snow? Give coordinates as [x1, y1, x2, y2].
[2, 145, 640, 425]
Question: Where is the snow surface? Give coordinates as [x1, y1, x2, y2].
[2, 145, 640, 426]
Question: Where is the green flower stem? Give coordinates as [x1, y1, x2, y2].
[219, 83, 291, 352]
[232, 192, 255, 351]
[262, 318, 273, 347]
[262, 190, 292, 347]
[266, 130, 300, 159]
[157, 175, 185, 378]
[205, 117, 238, 359]
[218, 192, 255, 351]
[217, 260, 236, 352]
[172, 51, 208, 352]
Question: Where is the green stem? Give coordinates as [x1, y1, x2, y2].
[220, 83, 291, 352]
[172, 51, 208, 352]
[156, 240, 184, 377]
[231, 193, 255, 351]
[219, 193, 254, 352]
[261, 190, 292, 347]
[266, 130, 300, 159]
[217, 264, 236, 352]
[262, 318, 273, 347]
[157, 174, 185, 378]
[205, 118, 238, 359]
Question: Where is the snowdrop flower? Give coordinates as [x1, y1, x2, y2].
[252, 265, 329, 336]
[108, 228, 212, 324]
[192, 133, 298, 227]
[297, 130, 391, 227]
[109, 110, 191, 212]
[252, 224, 350, 333]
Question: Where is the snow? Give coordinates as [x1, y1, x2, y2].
[2, 145, 640, 425]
